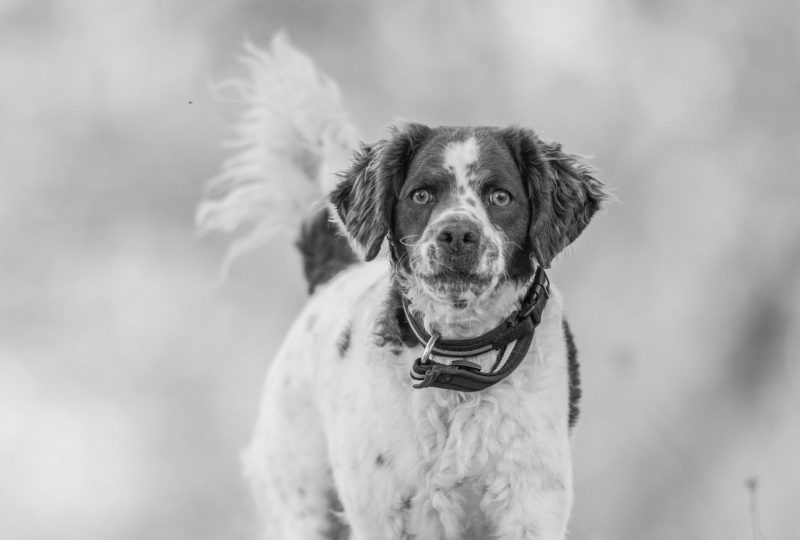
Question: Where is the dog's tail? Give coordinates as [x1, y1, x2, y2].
[197, 35, 360, 292]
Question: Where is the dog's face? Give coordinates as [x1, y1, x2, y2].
[392, 128, 532, 303]
[331, 123, 605, 306]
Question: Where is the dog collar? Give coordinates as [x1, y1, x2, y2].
[400, 266, 550, 392]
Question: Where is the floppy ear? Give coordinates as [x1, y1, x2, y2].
[330, 122, 432, 261]
[502, 127, 606, 268]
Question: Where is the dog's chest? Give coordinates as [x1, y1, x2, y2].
[403, 373, 524, 535]
[407, 360, 521, 476]
[366, 301, 539, 482]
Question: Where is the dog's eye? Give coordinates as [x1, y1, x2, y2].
[488, 189, 512, 206]
[411, 189, 433, 205]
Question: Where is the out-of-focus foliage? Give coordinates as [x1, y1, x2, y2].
[0, 1, 797, 539]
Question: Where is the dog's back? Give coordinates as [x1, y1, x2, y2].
[296, 207, 359, 294]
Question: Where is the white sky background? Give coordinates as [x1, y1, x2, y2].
[0, 1, 798, 539]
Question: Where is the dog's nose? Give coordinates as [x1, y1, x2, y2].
[436, 220, 481, 254]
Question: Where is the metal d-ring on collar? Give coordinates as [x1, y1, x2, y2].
[420, 331, 441, 364]
[404, 267, 550, 392]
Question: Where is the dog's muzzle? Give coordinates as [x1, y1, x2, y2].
[431, 217, 483, 274]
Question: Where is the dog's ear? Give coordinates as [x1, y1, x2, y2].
[330, 122, 432, 261]
[501, 127, 606, 268]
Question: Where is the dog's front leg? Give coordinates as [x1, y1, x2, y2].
[481, 433, 573, 540]
[327, 445, 420, 540]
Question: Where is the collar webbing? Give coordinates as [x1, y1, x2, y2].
[401, 267, 550, 392]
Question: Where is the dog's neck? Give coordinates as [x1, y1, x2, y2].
[395, 271, 532, 340]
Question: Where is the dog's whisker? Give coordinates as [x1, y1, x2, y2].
[398, 235, 420, 247]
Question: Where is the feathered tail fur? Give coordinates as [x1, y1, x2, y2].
[197, 35, 360, 289]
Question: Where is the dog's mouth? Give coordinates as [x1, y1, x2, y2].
[421, 244, 501, 277]
[408, 233, 505, 308]
[422, 271, 493, 286]
[418, 271, 496, 307]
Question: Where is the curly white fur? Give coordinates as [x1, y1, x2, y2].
[244, 262, 573, 540]
[211, 37, 577, 540]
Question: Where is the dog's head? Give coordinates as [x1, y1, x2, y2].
[331, 122, 606, 306]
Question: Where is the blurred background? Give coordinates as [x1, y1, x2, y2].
[1, 0, 798, 539]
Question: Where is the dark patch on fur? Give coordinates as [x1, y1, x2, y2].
[500, 127, 606, 268]
[325, 489, 349, 540]
[337, 325, 352, 357]
[401, 494, 413, 510]
[296, 207, 358, 294]
[373, 284, 418, 349]
[331, 123, 433, 261]
[563, 318, 582, 429]
[375, 453, 391, 467]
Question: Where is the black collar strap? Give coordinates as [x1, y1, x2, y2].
[401, 267, 550, 392]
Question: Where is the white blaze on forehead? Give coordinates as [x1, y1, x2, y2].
[443, 137, 480, 190]
[427, 136, 504, 282]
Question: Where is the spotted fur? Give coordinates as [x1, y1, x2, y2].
[244, 124, 603, 540]
[245, 263, 578, 539]
[212, 39, 606, 540]
[337, 324, 352, 357]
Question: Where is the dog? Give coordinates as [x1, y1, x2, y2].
[198, 36, 606, 540]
